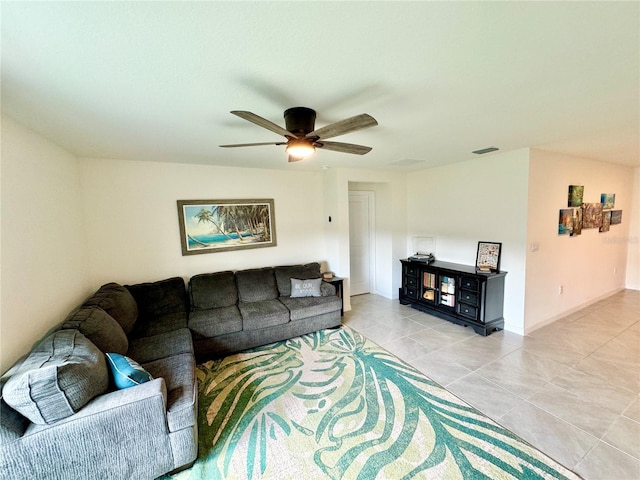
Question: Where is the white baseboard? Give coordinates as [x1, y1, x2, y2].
[524, 287, 626, 335]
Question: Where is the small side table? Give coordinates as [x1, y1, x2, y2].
[324, 277, 344, 316]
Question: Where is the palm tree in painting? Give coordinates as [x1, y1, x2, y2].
[192, 204, 271, 245]
[212, 205, 246, 241]
[194, 208, 233, 240]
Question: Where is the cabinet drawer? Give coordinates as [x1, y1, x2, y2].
[405, 287, 418, 299]
[405, 276, 418, 288]
[460, 276, 480, 291]
[459, 291, 479, 306]
[458, 303, 478, 320]
[405, 264, 419, 277]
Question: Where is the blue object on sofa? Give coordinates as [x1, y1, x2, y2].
[105, 353, 153, 389]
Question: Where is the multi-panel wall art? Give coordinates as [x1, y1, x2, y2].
[558, 185, 622, 236]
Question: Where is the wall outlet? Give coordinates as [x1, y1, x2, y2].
[559, 285, 564, 294]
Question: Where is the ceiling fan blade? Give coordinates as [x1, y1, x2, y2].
[288, 155, 304, 163]
[230, 111, 297, 138]
[306, 113, 378, 140]
[316, 141, 372, 155]
[220, 142, 286, 148]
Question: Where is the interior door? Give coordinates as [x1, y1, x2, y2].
[349, 191, 374, 296]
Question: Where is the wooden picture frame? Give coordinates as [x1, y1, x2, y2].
[177, 199, 276, 255]
[476, 241, 502, 273]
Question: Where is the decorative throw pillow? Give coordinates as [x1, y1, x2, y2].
[290, 278, 322, 298]
[2, 330, 108, 425]
[105, 353, 153, 389]
[275, 263, 321, 296]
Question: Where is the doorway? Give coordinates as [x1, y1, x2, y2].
[349, 191, 375, 296]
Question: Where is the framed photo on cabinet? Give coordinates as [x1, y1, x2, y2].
[476, 241, 502, 273]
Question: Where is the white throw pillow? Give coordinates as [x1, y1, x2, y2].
[290, 278, 322, 298]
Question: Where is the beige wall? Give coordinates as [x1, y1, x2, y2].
[1, 117, 92, 372]
[524, 149, 635, 332]
[79, 158, 328, 286]
[405, 149, 530, 334]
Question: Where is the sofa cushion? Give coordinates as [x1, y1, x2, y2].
[129, 311, 188, 339]
[2, 330, 108, 425]
[290, 278, 323, 298]
[84, 283, 138, 335]
[142, 353, 196, 432]
[275, 263, 322, 297]
[236, 268, 278, 303]
[125, 277, 188, 321]
[189, 271, 237, 309]
[279, 295, 342, 321]
[61, 307, 128, 355]
[127, 328, 193, 364]
[239, 299, 289, 330]
[105, 353, 154, 389]
[189, 306, 242, 339]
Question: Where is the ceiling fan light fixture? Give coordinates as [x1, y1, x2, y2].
[222, 108, 377, 161]
[286, 140, 315, 158]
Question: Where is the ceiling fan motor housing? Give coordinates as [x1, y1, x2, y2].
[284, 107, 316, 137]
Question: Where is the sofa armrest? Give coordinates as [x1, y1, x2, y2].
[321, 282, 336, 296]
[3, 379, 175, 480]
[67, 378, 167, 420]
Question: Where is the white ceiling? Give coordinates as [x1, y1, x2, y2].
[2, 1, 639, 172]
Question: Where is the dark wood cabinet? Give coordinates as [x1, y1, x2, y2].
[400, 259, 506, 336]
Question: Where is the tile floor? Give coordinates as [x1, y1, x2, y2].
[343, 290, 640, 480]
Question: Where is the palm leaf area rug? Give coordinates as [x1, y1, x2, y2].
[162, 326, 581, 480]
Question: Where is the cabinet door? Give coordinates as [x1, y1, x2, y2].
[421, 270, 437, 303]
[438, 273, 456, 308]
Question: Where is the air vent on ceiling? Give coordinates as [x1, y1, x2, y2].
[472, 147, 499, 155]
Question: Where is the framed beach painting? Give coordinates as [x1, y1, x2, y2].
[177, 199, 277, 255]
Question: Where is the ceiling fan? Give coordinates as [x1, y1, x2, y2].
[220, 107, 378, 162]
